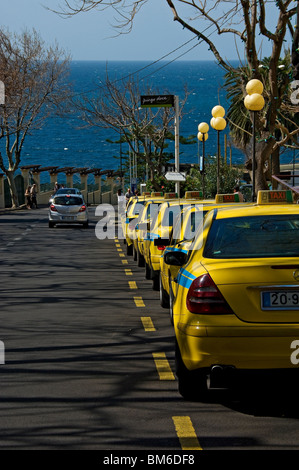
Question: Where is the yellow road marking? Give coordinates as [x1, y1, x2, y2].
[152, 352, 175, 381]
[141, 316, 156, 331]
[121, 259, 128, 265]
[119, 253, 125, 257]
[129, 281, 137, 289]
[125, 269, 133, 276]
[117, 248, 122, 252]
[172, 416, 202, 450]
[134, 296, 145, 307]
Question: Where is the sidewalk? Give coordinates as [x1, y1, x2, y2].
[0, 204, 49, 215]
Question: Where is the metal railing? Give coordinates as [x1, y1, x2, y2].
[272, 174, 299, 201]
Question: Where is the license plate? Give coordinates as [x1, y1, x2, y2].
[62, 216, 75, 221]
[261, 291, 299, 310]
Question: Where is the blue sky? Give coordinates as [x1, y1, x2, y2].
[1, 0, 290, 62]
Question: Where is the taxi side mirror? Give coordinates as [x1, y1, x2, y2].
[164, 251, 188, 266]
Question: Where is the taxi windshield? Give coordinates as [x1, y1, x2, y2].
[204, 215, 299, 258]
[128, 200, 146, 216]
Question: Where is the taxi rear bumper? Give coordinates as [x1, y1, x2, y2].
[176, 323, 299, 371]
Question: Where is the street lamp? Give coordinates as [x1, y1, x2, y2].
[244, 79, 265, 202]
[197, 122, 209, 198]
[210, 105, 226, 193]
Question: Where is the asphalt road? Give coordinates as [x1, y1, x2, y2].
[1, 205, 299, 455]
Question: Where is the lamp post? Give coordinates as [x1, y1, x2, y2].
[210, 106, 226, 194]
[244, 79, 265, 202]
[197, 122, 209, 198]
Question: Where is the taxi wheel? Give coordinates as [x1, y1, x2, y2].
[152, 272, 159, 291]
[159, 275, 169, 308]
[175, 341, 208, 401]
[137, 250, 145, 267]
[169, 282, 174, 325]
[145, 263, 152, 280]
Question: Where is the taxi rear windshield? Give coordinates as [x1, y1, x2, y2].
[204, 215, 299, 258]
[53, 196, 83, 206]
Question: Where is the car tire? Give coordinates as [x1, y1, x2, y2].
[49, 221, 55, 228]
[152, 271, 159, 291]
[127, 243, 133, 256]
[83, 222, 89, 228]
[137, 249, 145, 267]
[145, 263, 151, 280]
[169, 281, 174, 325]
[159, 274, 170, 308]
[175, 340, 208, 401]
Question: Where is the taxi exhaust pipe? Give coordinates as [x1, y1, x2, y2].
[209, 365, 235, 389]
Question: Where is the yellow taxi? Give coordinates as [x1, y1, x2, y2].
[124, 192, 163, 255]
[142, 192, 205, 290]
[159, 193, 251, 311]
[163, 190, 299, 399]
[132, 193, 173, 265]
[159, 204, 205, 309]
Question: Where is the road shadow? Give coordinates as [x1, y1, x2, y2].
[190, 372, 299, 418]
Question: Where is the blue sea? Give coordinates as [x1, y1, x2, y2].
[8, 60, 295, 184]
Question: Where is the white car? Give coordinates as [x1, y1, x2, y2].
[49, 194, 88, 228]
[48, 187, 82, 205]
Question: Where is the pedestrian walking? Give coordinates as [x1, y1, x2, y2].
[30, 184, 38, 208]
[125, 187, 133, 202]
[53, 182, 59, 193]
[234, 185, 244, 202]
[25, 185, 32, 209]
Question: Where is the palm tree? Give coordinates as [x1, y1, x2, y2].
[224, 54, 298, 186]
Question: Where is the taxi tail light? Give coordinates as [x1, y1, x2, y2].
[50, 204, 57, 212]
[79, 205, 86, 212]
[186, 274, 233, 315]
[157, 244, 166, 251]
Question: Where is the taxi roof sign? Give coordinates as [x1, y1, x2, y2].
[164, 192, 177, 199]
[215, 193, 240, 203]
[185, 191, 203, 199]
[257, 190, 293, 204]
[151, 192, 163, 197]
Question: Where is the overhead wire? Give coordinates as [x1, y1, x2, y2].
[69, 1, 246, 101]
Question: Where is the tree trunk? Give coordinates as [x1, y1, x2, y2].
[246, 139, 275, 195]
[270, 147, 280, 189]
[6, 170, 19, 208]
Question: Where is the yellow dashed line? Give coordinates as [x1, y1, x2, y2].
[134, 296, 145, 307]
[172, 416, 202, 450]
[141, 316, 156, 331]
[115, 243, 121, 248]
[121, 259, 128, 265]
[119, 253, 125, 257]
[152, 352, 175, 381]
[129, 281, 137, 289]
[125, 269, 133, 276]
